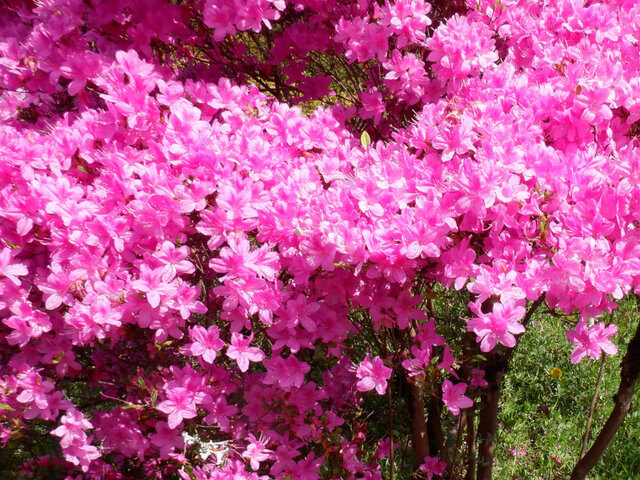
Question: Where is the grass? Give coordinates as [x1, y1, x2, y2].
[493, 298, 640, 479]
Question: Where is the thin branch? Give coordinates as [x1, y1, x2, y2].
[387, 383, 395, 480]
[449, 413, 465, 480]
[579, 352, 606, 459]
[464, 406, 477, 480]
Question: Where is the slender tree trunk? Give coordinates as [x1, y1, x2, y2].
[461, 329, 480, 480]
[407, 375, 430, 469]
[427, 393, 445, 460]
[405, 322, 430, 473]
[465, 407, 477, 480]
[571, 319, 640, 480]
[476, 349, 506, 480]
[476, 295, 545, 480]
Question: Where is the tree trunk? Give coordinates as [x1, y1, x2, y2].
[407, 375, 430, 469]
[476, 295, 545, 480]
[476, 350, 507, 480]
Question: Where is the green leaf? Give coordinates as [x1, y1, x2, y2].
[360, 130, 371, 149]
[0, 403, 13, 411]
[137, 377, 146, 389]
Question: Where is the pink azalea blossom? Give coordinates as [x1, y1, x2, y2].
[157, 387, 199, 429]
[442, 380, 473, 415]
[263, 355, 310, 389]
[242, 433, 272, 470]
[467, 300, 526, 352]
[0, 248, 27, 286]
[419, 456, 447, 479]
[356, 354, 393, 395]
[566, 320, 618, 364]
[184, 325, 225, 364]
[226, 332, 265, 372]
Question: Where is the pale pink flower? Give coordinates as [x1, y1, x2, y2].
[242, 433, 272, 470]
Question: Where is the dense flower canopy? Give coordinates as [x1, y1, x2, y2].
[1, 0, 639, 478]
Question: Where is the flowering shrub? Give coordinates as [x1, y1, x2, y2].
[1, 0, 639, 479]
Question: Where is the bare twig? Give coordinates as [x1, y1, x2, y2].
[579, 353, 606, 459]
[388, 383, 395, 480]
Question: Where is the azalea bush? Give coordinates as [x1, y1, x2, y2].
[1, 0, 640, 479]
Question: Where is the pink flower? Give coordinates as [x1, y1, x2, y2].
[437, 345, 458, 378]
[51, 409, 99, 472]
[0, 248, 27, 286]
[157, 387, 198, 429]
[359, 90, 386, 125]
[3, 301, 51, 347]
[392, 291, 426, 329]
[566, 320, 618, 364]
[184, 325, 225, 364]
[226, 332, 265, 372]
[426, 14, 498, 82]
[155, 241, 195, 282]
[131, 265, 173, 308]
[470, 368, 488, 388]
[16, 369, 55, 411]
[242, 433, 272, 470]
[263, 355, 310, 389]
[150, 421, 185, 459]
[51, 409, 93, 445]
[419, 456, 447, 479]
[335, 17, 390, 63]
[378, 0, 431, 48]
[442, 380, 473, 415]
[209, 234, 279, 281]
[467, 300, 526, 352]
[356, 354, 393, 395]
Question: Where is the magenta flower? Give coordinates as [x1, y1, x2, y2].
[16, 369, 55, 411]
[155, 241, 195, 282]
[242, 433, 272, 470]
[467, 300, 526, 352]
[150, 421, 185, 459]
[442, 380, 473, 415]
[226, 332, 265, 372]
[157, 387, 198, 429]
[184, 325, 224, 364]
[356, 354, 393, 395]
[566, 320, 618, 364]
[131, 265, 172, 308]
[263, 355, 310, 389]
[419, 456, 447, 479]
[0, 248, 27, 286]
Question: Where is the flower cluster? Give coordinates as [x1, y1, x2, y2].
[0, 0, 637, 478]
